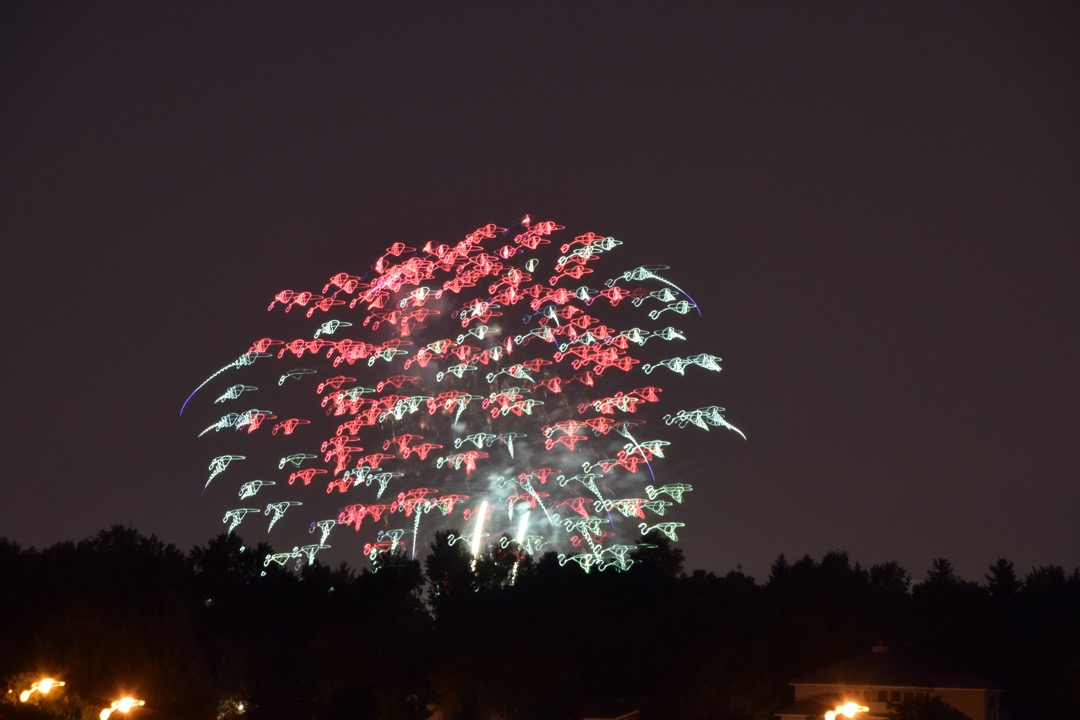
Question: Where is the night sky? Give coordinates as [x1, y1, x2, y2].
[2, 2, 1077, 582]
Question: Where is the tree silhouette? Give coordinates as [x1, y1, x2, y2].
[985, 558, 1020, 599]
[630, 529, 686, 578]
[2, 529, 1079, 718]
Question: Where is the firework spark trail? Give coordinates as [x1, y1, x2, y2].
[188, 218, 741, 571]
[181, 353, 269, 416]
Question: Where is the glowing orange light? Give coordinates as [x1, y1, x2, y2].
[19, 677, 65, 702]
[825, 701, 870, 720]
[100, 696, 145, 720]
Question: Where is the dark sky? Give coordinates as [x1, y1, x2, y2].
[2, 2, 1077, 582]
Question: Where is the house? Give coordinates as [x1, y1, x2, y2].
[774, 645, 1003, 720]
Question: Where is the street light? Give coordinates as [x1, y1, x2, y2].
[825, 701, 870, 720]
[100, 696, 145, 720]
[19, 677, 65, 703]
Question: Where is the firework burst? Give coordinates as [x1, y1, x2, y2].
[187, 217, 742, 572]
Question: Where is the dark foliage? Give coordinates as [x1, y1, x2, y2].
[1, 527, 1078, 719]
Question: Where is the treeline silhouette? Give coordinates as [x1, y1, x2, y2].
[1, 526, 1077, 719]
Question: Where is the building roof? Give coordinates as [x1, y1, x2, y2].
[791, 648, 1002, 691]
